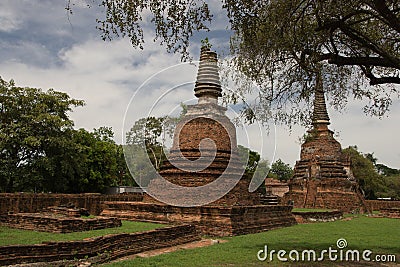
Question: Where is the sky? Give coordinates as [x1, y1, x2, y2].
[0, 0, 399, 168]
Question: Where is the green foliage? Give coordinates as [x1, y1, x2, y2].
[68, 1, 400, 125]
[237, 145, 267, 194]
[91, 0, 212, 61]
[270, 159, 293, 181]
[126, 116, 163, 147]
[237, 145, 261, 175]
[0, 77, 133, 193]
[226, 0, 400, 125]
[126, 116, 168, 171]
[201, 37, 212, 49]
[343, 146, 400, 200]
[125, 111, 186, 173]
[0, 77, 84, 192]
[376, 163, 400, 176]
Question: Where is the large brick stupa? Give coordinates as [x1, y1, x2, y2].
[101, 46, 296, 236]
[142, 46, 261, 207]
[282, 76, 369, 213]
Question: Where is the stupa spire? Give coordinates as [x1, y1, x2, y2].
[312, 73, 330, 126]
[194, 46, 222, 104]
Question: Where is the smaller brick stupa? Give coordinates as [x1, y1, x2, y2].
[282, 75, 369, 213]
[101, 46, 296, 236]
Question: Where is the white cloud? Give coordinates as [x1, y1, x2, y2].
[0, 10, 21, 32]
[0, 0, 398, 170]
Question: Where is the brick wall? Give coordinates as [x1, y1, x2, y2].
[101, 202, 297, 236]
[0, 213, 121, 233]
[0, 193, 143, 216]
[0, 224, 200, 266]
[366, 200, 400, 211]
[379, 208, 400, 218]
[292, 210, 343, 223]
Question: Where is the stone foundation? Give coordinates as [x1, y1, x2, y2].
[100, 201, 296, 236]
[366, 200, 400, 211]
[0, 224, 199, 266]
[292, 210, 343, 223]
[0, 193, 143, 216]
[282, 179, 369, 213]
[265, 178, 289, 197]
[379, 208, 400, 219]
[0, 213, 122, 233]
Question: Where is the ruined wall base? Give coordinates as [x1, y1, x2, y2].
[292, 210, 343, 223]
[283, 190, 367, 213]
[100, 201, 297, 237]
[0, 213, 121, 233]
[0, 193, 143, 216]
[0, 225, 199, 266]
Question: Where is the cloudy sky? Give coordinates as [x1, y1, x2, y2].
[1, 0, 399, 168]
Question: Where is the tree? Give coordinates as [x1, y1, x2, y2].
[68, 0, 399, 124]
[376, 163, 400, 176]
[0, 77, 130, 193]
[237, 145, 268, 193]
[343, 146, 389, 199]
[270, 159, 293, 181]
[0, 77, 84, 192]
[33, 127, 131, 193]
[237, 144, 261, 175]
[115, 144, 136, 186]
[126, 116, 167, 170]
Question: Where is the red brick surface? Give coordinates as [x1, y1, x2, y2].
[0, 213, 121, 233]
[0, 193, 143, 216]
[101, 201, 296, 236]
[0, 224, 199, 266]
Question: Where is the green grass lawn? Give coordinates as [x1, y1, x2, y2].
[102, 215, 400, 267]
[0, 221, 165, 246]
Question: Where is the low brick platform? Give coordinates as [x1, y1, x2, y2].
[292, 210, 343, 223]
[0, 193, 143, 216]
[100, 201, 297, 236]
[379, 208, 400, 219]
[0, 213, 122, 233]
[282, 182, 368, 213]
[0, 224, 200, 266]
[366, 200, 400, 211]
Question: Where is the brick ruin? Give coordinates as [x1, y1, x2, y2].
[291, 210, 343, 223]
[282, 75, 369, 213]
[265, 178, 289, 198]
[101, 46, 296, 236]
[0, 224, 199, 266]
[0, 193, 143, 216]
[0, 205, 122, 233]
[378, 208, 400, 219]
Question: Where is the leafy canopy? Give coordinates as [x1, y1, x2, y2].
[343, 146, 400, 199]
[0, 77, 132, 192]
[0, 77, 84, 192]
[269, 159, 294, 181]
[67, 0, 400, 124]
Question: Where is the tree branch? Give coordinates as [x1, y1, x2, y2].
[367, 0, 400, 33]
[319, 54, 400, 69]
[360, 65, 400, 85]
[368, 76, 400, 85]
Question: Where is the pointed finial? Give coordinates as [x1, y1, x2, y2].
[312, 73, 330, 125]
[194, 45, 222, 104]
